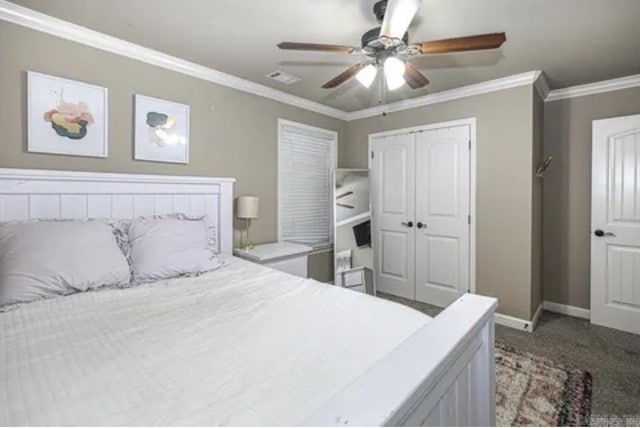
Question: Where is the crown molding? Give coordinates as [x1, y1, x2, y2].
[0, 1, 543, 123]
[345, 71, 542, 121]
[0, 0, 349, 121]
[533, 71, 550, 100]
[546, 73, 640, 102]
[7, 1, 640, 121]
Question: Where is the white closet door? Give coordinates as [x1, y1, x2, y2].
[371, 133, 416, 299]
[415, 125, 470, 307]
[591, 114, 640, 335]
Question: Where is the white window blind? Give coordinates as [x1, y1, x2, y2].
[278, 120, 336, 246]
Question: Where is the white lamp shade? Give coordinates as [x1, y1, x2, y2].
[237, 196, 259, 219]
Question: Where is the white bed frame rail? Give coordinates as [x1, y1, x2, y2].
[0, 168, 497, 427]
[305, 293, 497, 427]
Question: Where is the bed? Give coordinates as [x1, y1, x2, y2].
[0, 168, 497, 426]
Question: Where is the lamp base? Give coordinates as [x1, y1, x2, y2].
[242, 218, 255, 251]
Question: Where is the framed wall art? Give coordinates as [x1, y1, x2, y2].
[134, 94, 190, 164]
[27, 71, 108, 158]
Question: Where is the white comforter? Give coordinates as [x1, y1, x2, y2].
[0, 257, 429, 426]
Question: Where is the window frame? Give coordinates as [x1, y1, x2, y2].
[277, 118, 338, 249]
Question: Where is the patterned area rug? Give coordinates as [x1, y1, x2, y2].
[496, 343, 592, 426]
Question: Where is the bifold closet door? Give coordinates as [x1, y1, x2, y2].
[414, 126, 470, 307]
[370, 133, 416, 299]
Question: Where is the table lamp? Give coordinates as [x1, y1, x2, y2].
[237, 196, 259, 250]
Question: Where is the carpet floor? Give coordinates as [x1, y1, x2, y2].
[377, 293, 640, 423]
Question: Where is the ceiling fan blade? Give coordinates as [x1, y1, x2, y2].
[322, 63, 365, 89]
[278, 42, 357, 54]
[404, 63, 429, 89]
[410, 33, 506, 55]
[380, 0, 422, 41]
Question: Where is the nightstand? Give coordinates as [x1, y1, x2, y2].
[233, 242, 313, 278]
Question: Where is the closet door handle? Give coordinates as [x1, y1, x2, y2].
[401, 221, 414, 228]
[417, 222, 425, 229]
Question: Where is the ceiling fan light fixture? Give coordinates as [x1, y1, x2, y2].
[384, 57, 405, 91]
[356, 64, 378, 88]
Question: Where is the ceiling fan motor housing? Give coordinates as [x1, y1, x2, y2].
[365, 1, 409, 54]
[361, 27, 410, 57]
[373, 0, 388, 22]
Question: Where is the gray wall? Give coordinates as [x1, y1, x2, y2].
[0, 21, 347, 281]
[12, 16, 627, 314]
[344, 86, 538, 320]
[543, 87, 640, 309]
[531, 90, 544, 315]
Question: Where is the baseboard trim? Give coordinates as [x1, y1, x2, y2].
[495, 301, 591, 332]
[494, 303, 542, 333]
[494, 313, 532, 332]
[542, 300, 590, 320]
[494, 309, 538, 333]
[531, 302, 544, 330]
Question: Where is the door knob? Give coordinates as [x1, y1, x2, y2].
[594, 229, 615, 237]
[417, 222, 425, 229]
[401, 221, 414, 228]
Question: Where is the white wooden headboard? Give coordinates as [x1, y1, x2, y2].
[0, 168, 235, 254]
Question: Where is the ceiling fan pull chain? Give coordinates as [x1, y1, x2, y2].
[377, 68, 386, 106]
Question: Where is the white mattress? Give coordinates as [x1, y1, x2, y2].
[0, 257, 430, 426]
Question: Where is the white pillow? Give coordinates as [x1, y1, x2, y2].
[0, 220, 131, 307]
[128, 216, 221, 283]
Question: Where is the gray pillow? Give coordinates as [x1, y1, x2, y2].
[128, 215, 221, 283]
[0, 220, 131, 307]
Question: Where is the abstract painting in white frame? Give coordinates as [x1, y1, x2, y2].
[134, 94, 190, 164]
[27, 71, 108, 158]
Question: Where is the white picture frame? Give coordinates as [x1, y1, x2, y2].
[27, 71, 108, 158]
[134, 94, 190, 164]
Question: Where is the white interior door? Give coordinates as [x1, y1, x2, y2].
[371, 133, 416, 299]
[592, 114, 640, 335]
[415, 126, 470, 307]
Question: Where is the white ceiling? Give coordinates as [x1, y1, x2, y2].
[10, 0, 640, 112]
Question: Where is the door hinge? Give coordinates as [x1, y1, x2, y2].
[468, 215, 471, 225]
[468, 140, 471, 150]
[371, 151, 374, 159]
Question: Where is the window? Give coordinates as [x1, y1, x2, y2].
[278, 119, 337, 248]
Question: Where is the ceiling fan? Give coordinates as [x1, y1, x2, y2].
[278, 0, 506, 92]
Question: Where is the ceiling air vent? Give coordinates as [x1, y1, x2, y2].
[266, 70, 301, 85]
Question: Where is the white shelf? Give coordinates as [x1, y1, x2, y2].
[335, 211, 371, 228]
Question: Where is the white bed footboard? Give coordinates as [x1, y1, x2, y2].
[304, 294, 498, 427]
